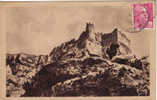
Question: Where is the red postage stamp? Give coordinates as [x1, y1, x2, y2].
[133, 3, 153, 30]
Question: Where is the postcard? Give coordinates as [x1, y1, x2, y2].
[0, 1, 155, 100]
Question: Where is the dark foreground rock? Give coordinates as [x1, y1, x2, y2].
[6, 23, 150, 97]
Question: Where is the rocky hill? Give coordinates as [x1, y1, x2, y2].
[6, 23, 150, 97]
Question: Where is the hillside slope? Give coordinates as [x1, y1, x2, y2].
[6, 23, 150, 97]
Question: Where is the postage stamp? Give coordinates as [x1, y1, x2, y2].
[133, 3, 153, 30]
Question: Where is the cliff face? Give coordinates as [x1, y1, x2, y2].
[6, 23, 150, 97]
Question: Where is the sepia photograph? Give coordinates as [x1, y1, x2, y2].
[4, 2, 155, 98]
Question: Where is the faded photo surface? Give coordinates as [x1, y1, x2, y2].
[5, 2, 155, 97]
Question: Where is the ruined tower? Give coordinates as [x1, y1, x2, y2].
[86, 22, 95, 40]
[77, 23, 131, 59]
[85, 23, 103, 56]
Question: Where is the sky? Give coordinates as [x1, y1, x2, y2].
[6, 5, 152, 57]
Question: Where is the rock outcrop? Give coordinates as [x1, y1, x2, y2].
[6, 23, 150, 97]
